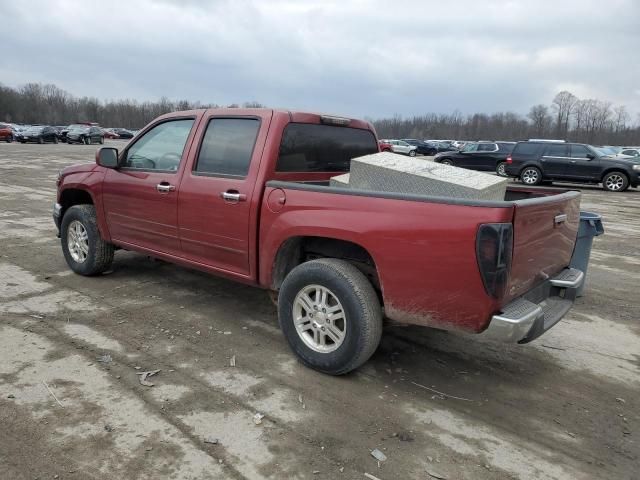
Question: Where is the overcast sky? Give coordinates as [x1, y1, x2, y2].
[1, 0, 639, 118]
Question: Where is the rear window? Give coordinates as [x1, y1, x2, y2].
[276, 123, 378, 172]
[544, 144, 569, 157]
[513, 142, 544, 156]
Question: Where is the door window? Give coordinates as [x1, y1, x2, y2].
[123, 119, 194, 171]
[194, 118, 260, 177]
[570, 145, 591, 158]
[477, 143, 497, 152]
[544, 144, 569, 157]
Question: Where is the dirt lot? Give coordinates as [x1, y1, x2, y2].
[0, 141, 638, 480]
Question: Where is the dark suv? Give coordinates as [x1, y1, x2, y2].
[505, 141, 640, 192]
[433, 141, 516, 176]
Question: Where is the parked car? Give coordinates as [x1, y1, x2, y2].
[60, 124, 90, 142]
[112, 128, 135, 139]
[378, 139, 392, 152]
[620, 147, 640, 157]
[17, 126, 60, 144]
[103, 128, 120, 139]
[54, 108, 585, 375]
[505, 140, 640, 192]
[434, 141, 516, 176]
[402, 139, 438, 156]
[67, 126, 105, 145]
[387, 139, 417, 156]
[424, 140, 457, 154]
[0, 123, 15, 142]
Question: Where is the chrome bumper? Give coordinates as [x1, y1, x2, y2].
[482, 268, 584, 343]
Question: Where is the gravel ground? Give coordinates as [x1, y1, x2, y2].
[0, 141, 638, 480]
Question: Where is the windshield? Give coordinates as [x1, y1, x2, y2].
[461, 142, 478, 152]
[26, 127, 43, 133]
[69, 127, 89, 133]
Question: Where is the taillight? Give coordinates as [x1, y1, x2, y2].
[476, 223, 513, 298]
[506, 155, 513, 164]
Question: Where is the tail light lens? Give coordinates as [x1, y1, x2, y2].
[506, 155, 513, 164]
[476, 223, 513, 298]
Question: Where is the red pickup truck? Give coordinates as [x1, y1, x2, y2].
[54, 108, 584, 375]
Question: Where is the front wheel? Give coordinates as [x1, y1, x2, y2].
[602, 172, 629, 192]
[440, 159, 453, 166]
[84, 136, 91, 145]
[278, 259, 383, 375]
[61, 205, 114, 275]
[53, 136, 58, 144]
[38, 137, 44, 144]
[496, 162, 508, 177]
[99, 136, 104, 144]
[520, 166, 542, 185]
[408, 150, 416, 157]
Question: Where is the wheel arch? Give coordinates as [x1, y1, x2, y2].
[270, 236, 381, 300]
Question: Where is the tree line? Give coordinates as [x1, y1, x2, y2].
[1, 82, 638, 145]
[0, 82, 263, 129]
[372, 91, 639, 146]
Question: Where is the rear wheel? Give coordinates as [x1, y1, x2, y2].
[408, 150, 416, 157]
[440, 159, 453, 166]
[61, 205, 114, 276]
[496, 162, 508, 177]
[99, 136, 104, 144]
[84, 136, 91, 145]
[53, 136, 58, 144]
[278, 259, 382, 375]
[520, 166, 542, 185]
[38, 137, 44, 144]
[602, 171, 629, 192]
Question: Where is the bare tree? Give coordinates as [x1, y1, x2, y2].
[528, 104, 551, 137]
[551, 91, 578, 138]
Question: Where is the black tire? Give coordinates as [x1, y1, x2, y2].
[520, 166, 542, 185]
[278, 258, 383, 375]
[428, 149, 437, 156]
[84, 136, 91, 145]
[440, 159, 453, 166]
[38, 137, 44, 144]
[99, 136, 104, 144]
[53, 136, 58, 144]
[602, 171, 629, 192]
[408, 150, 416, 157]
[5, 135, 11, 143]
[496, 162, 508, 177]
[61, 205, 114, 276]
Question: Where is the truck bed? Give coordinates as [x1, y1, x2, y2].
[260, 180, 580, 332]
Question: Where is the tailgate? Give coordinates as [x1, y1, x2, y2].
[505, 191, 581, 302]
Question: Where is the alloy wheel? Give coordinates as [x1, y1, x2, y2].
[292, 284, 346, 353]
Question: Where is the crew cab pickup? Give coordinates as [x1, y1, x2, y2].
[54, 109, 584, 375]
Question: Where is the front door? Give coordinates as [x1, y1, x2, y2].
[540, 143, 570, 178]
[178, 114, 269, 277]
[565, 144, 601, 181]
[102, 117, 198, 255]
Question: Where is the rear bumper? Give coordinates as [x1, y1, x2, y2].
[481, 267, 584, 343]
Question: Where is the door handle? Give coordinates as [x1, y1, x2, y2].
[156, 182, 176, 193]
[220, 191, 247, 203]
[554, 214, 568, 225]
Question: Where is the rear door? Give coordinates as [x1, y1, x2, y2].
[540, 143, 570, 178]
[565, 144, 601, 181]
[472, 143, 500, 171]
[102, 116, 199, 254]
[177, 113, 271, 277]
[506, 191, 581, 301]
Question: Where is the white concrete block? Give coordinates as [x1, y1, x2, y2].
[349, 152, 507, 201]
[329, 173, 350, 188]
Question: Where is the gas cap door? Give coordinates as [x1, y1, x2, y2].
[266, 188, 286, 213]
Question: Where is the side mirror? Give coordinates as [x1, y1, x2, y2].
[586, 153, 595, 160]
[96, 147, 119, 168]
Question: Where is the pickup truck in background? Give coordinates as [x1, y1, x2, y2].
[54, 108, 584, 375]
